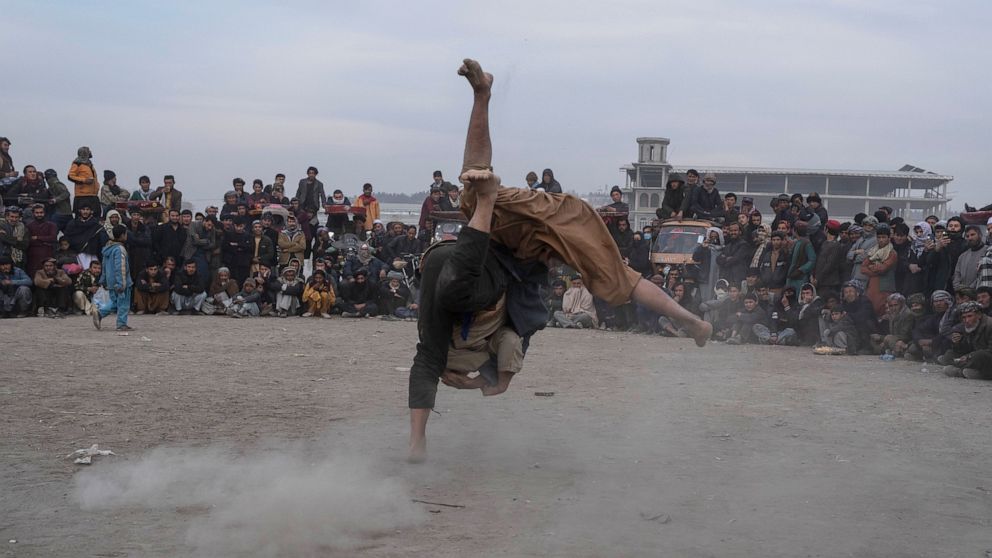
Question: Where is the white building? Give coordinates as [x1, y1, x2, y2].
[620, 137, 953, 229]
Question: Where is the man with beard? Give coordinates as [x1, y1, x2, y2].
[686, 173, 724, 221]
[98, 170, 130, 216]
[33, 257, 72, 317]
[338, 268, 379, 317]
[271, 265, 304, 317]
[0, 137, 16, 186]
[43, 169, 73, 231]
[839, 280, 877, 352]
[68, 147, 101, 215]
[134, 260, 170, 315]
[716, 222, 752, 290]
[25, 205, 57, 278]
[248, 220, 276, 271]
[222, 219, 252, 285]
[386, 225, 425, 268]
[847, 216, 878, 283]
[6, 165, 51, 209]
[149, 175, 182, 223]
[152, 209, 187, 266]
[277, 214, 306, 268]
[419, 187, 443, 231]
[869, 293, 915, 356]
[0, 206, 29, 270]
[940, 302, 992, 380]
[931, 216, 967, 293]
[537, 168, 563, 193]
[181, 216, 218, 277]
[952, 225, 985, 292]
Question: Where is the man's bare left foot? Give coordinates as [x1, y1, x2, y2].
[441, 370, 488, 390]
[687, 320, 713, 347]
[458, 58, 493, 96]
[481, 371, 514, 396]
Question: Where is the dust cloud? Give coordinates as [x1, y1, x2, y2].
[73, 443, 424, 557]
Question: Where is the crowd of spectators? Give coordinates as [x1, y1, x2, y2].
[3, 136, 990, 379]
[545, 169, 992, 382]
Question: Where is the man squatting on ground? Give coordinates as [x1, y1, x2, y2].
[407, 59, 712, 462]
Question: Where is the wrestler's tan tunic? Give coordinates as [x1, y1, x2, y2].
[461, 186, 642, 306]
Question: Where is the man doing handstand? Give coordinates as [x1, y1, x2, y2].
[408, 59, 711, 462]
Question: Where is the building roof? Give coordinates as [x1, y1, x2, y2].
[667, 165, 952, 181]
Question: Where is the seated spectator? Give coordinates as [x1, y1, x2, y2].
[386, 226, 424, 267]
[0, 254, 33, 317]
[820, 306, 860, 355]
[545, 279, 566, 327]
[55, 238, 81, 278]
[754, 287, 800, 345]
[246, 181, 270, 207]
[379, 271, 417, 320]
[907, 290, 952, 362]
[343, 243, 387, 282]
[72, 260, 102, 315]
[699, 283, 743, 341]
[635, 274, 666, 333]
[98, 170, 129, 215]
[249, 262, 276, 316]
[552, 274, 597, 329]
[33, 257, 72, 317]
[726, 292, 769, 345]
[134, 261, 170, 314]
[796, 283, 825, 346]
[201, 267, 240, 315]
[226, 278, 262, 318]
[657, 283, 698, 337]
[338, 268, 378, 317]
[0, 206, 29, 270]
[870, 293, 915, 356]
[940, 302, 992, 380]
[841, 281, 878, 352]
[271, 265, 304, 317]
[170, 260, 207, 315]
[600, 185, 629, 213]
[301, 268, 335, 318]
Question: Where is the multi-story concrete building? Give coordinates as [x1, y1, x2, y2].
[620, 137, 953, 229]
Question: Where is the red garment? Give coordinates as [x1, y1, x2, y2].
[26, 219, 58, 278]
[419, 196, 439, 230]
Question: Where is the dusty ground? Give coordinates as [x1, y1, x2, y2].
[1, 315, 991, 557]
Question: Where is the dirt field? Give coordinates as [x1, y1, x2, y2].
[1, 315, 991, 557]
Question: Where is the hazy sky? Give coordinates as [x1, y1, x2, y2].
[3, 1, 989, 209]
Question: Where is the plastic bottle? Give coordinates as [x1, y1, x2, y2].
[880, 351, 895, 362]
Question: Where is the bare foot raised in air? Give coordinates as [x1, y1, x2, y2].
[458, 58, 493, 96]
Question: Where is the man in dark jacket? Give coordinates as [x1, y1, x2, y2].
[841, 281, 877, 351]
[170, 260, 207, 314]
[338, 268, 379, 317]
[758, 231, 789, 293]
[715, 222, 752, 288]
[813, 220, 846, 297]
[295, 166, 326, 216]
[152, 209, 187, 265]
[685, 173, 724, 221]
[63, 206, 106, 263]
[657, 174, 685, 220]
[941, 302, 992, 380]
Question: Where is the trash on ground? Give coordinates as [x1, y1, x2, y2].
[66, 444, 116, 465]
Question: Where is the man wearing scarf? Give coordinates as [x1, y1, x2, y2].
[6, 165, 52, 209]
[277, 214, 306, 268]
[353, 183, 380, 231]
[861, 223, 898, 317]
[63, 205, 106, 270]
[129, 176, 154, 201]
[324, 189, 352, 234]
[68, 146, 101, 215]
[99, 170, 130, 216]
[846, 216, 878, 283]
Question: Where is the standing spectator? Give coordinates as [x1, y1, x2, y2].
[182, 216, 218, 276]
[785, 221, 817, 291]
[222, 220, 252, 285]
[92, 225, 132, 331]
[438, 184, 461, 212]
[386, 226, 424, 268]
[6, 165, 52, 208]
[813, 220, 846, 297]
[33, 257, 72, 316]
[861, 224, 898, 317]
[64, 205, 106, 269]
[68, 146, 101, 215]
[601, 186, 629, 213]
[295, 166, 326, 217]
[430, 170, 453, 192]
[152, 209, 187, 266]
[249, 220, 276, 271]
[538, 168, 563, 193]
[0, 254, 32, 317]
[43, 169, 73, 231]
[678, 169, 701, 217]
[716, 222, 752, 289]
[98, 170, 130, 215]
[0, 206, 29, 269]
[419, 187, 443, 230]
[149, 175, 182, 223]
[25, 205, 57, 278]
[847, 217, 878, 283]
[232, 179, 249, 205]
[126, 214, 152, 282]
[952, 225, 985, 292]
[353, 183, 380, 231]
[301, 268, 335, 318]
[277, 214, 306, 268]
[247, 180, 270, 207]
[0, 137, 16, 185]
[134, 260, 170, 314]
[265, 173, 286, 195]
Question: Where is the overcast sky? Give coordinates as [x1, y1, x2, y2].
[3, 1, 989, 209]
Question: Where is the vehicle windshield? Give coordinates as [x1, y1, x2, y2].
[652, 225, 707, 254]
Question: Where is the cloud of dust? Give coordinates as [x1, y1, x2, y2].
[73, 444, 424, 557]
